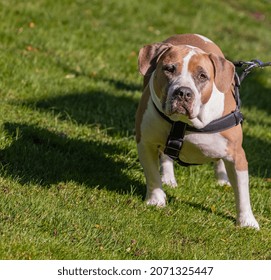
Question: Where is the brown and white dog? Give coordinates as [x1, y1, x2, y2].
[135, 34, 259, 229]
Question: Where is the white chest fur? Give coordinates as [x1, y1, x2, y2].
[180, 132, 229, 164]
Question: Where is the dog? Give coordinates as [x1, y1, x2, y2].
[135, 34, 259, 229]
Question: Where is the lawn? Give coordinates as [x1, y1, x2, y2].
[0, 0, 270, 259]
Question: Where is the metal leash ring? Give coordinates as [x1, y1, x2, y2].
[233, 59, 271, 83]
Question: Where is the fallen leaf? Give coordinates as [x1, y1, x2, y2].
[131, 239, 137, 245]
[26, 45, 38, 52]
[29, 22, 35, 28]
[65, 74, 76, 79]
[211, 205, 216, 213]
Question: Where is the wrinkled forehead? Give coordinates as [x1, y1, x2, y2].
[187, 50, 214, 74]
[160, 45, 192, 63]
[159, 45, 213, 72]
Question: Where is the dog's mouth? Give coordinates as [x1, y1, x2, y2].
[165, 99, 195, 119]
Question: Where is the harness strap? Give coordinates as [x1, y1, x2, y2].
[153, 102, 174, 124]
[153, 97, 244, 134]
[233, 72, 241, 109]
[164, 122, 185, 161]
[186, 109, 243, 133]
[164, 121, 199, 166]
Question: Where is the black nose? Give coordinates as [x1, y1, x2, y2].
[174, 87, 194, 101]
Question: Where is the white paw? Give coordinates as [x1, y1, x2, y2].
[161, 175, 177, 188]
[146, 188, 166, 207]
[217, 179, 231, 187]
[237, 214, 260, 230]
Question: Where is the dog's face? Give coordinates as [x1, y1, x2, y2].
[139, 44, 234, 123]
[154, 45, 215, 120]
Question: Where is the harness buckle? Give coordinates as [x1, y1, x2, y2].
[233, 109, 244, 125]
[164, 138, 184, 160]
[164, 121, 187, 160]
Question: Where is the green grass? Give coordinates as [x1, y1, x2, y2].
[0, 0, 270, 260]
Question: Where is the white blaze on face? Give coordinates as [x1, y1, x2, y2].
[165, 49, 202, 120]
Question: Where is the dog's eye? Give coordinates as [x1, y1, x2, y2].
[163, 64, 176, 73]
[198, 72, 208, 81]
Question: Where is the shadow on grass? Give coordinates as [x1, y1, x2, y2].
[244, 135, 271, 179]
[239, 73, 271, 178]
[31, 90, 139, 137]
[182, 200, 236, 223]
[56, 58, 142, 93]
[0, 122, 145, 197]
[239, 71, 271, 115]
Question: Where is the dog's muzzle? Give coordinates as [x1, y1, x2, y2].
[169, 86, 195, 117]
[173, 86, 194, 102]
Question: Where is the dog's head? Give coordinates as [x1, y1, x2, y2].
[138, 43, 234, 123]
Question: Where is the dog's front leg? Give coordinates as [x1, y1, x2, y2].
[138, 142, 166, 206]
[160, 152, 177, 187]
[215, 159, 231, 186]
[223, 157, 259, 229]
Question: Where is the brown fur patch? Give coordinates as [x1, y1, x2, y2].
[209, 54, 234, 95]
[163, 34, 224, 57]
[188, 53, 214, 104]
[138, 43, 172, 88]
[221, 125, 248, 171]
[223, 84, 236, 116]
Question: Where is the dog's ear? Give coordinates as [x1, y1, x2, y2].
[138, 43, 172, 76]
[209, 53, 235, 93]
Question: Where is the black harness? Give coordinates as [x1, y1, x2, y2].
[154, 59, 271, 166]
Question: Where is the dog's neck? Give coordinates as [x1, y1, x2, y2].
[149, 71, 163, 112]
